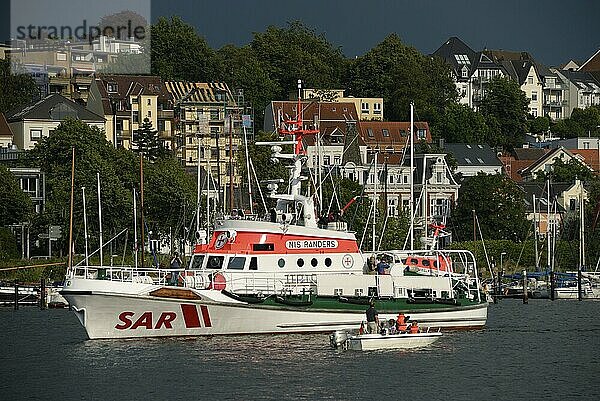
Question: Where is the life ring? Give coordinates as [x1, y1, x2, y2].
[208, 272, 226, 290]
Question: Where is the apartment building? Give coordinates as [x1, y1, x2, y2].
[290, 88, 384, 121]
[6, 93, 104, 150]
[166, 81, 252, 207]
[87, 75, 174, 149]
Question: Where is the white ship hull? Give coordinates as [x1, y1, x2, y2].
[62, 278, 487, 339]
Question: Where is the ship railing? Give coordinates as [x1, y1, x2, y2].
[70, 265, 174, 285]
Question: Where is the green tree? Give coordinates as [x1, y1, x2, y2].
[133, 117, 163, 160]
[28, 119, 133, 256]
[151, 16, 216, 81]
[214, 44, 279, 129]
[527, 116, 550, 134]
[0, 164, 33, 225]
[345, 34, 457, 124]
[535, 157, 596, 183]
[0, 58, 39, 114]
[436, 102, 491, 144]
[250, 21, 346, 101]
[451, 173, 529, 242]
[0, 227, 19, 261]
[479, 76, 529, 150]
[143, 156, 197, 234]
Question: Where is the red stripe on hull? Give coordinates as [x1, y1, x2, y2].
[200, 305, 212, 327]
[181, 304, 201, 328]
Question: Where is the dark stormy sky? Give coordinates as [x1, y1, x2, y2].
[2, 0, 598, 68]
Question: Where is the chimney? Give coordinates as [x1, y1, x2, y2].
[438, 138, 445, 149]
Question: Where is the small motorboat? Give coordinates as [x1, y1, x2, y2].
[330, 328, 442, 351]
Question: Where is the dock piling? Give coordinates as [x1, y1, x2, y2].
[522, 270, 528, 304]
[40, 278, 47, 310]
[14, 279, 19, 310]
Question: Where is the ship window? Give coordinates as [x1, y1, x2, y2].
[189, 255, 204, 269]
[325, 257, 332, 267]
[297, 258, 305, 267]
[422, 259, 430, 267]
[334, 288, 343, 296]
[410, 258, 419, 265]
[227, 257, 245, 270]
[278, 258, 285, 268]
[311, 258, 318, 267]
[253, 243, 274, 251]
[207, 256, 224, 269]
[368, 287, 378, 297]
[433, 261, 438, 268]
[355, 288, 364, 296]
[249, 257, 258, 270]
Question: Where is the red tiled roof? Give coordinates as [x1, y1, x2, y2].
[357, 121, 431, 152]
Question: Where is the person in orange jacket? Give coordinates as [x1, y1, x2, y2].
[409, 321, 419, 334]
[396, 313, 408, 332]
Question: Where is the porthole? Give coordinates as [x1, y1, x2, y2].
[325, 257, 332, 267]
[297, 258, 304, 267]
[311, 258, 318, 267]
[278, 258, 285, 268]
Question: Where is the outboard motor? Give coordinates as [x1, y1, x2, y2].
[329, 330, 348, 349]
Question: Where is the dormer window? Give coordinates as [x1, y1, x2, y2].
[367, 128, 373, 138]
[107, 82, 118, 93]
[382, 129, 389, 137]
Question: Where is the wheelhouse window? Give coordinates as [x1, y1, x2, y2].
[253, 243, 274, 251]
[249, 257, 258, 270]
[227, 257, 245, 270]
[189, 255, 204, 269]
[207, 255, 224, 269]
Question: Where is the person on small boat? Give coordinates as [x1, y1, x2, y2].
[365, 302, 379, 334]
[387, 319, 397, 335]
[409, 321, 419, 334]
[169, 252, 182, 285]
[396, 313, 408, 332]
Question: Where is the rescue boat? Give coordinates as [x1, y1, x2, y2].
[61, 84, 488, 339]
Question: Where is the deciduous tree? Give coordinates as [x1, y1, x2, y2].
[479, 76, 529, 150]
[451, 173, 529, 242]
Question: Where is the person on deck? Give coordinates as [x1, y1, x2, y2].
[169, 252, 182, 285]
[365, 302, 379, 334]
[377, 258, 389, 275]
[396, 313, 408, 332]
[409, 321, 419, 334]
[170, 252, 182, 268]
[387, 319, 397, 335]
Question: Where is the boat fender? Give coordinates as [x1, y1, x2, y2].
[208, 272, 226, 290]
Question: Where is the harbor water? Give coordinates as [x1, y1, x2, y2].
[1, 300, 599, 401]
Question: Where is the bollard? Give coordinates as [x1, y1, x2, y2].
[40, 278, 47, 310]
[14, 279, 19, 310]
[522, 270, 528, 304]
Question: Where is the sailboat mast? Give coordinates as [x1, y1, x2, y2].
[133, 187, 138, 269]
[196, 137, 202, 235]
[409, 102, 414, 251]
[546, 178, 551, 272]
[533, 194, 539, 271]
[140, 154, 145, 269]
[97, 172, 103, 267]
[243, 125, 253, 214]
[373, 152, 377, 253]
[82, 186, 89, 265]
[67, 147, 75, 271]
